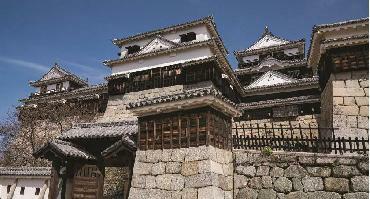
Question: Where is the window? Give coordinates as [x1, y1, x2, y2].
[7, 185, 11, 193]
[40, 85, 47, 93]
[20, 187, 25, 195]
[35, 188, 40, 195]
[125, 45, 141, 55]
[56, 83, 63, 91]
[180, 32, 196, 43]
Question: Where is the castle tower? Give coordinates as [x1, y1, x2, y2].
[102, 16, 241, 198]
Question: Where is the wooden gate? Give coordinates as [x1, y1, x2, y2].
[72, 165, 102, 199]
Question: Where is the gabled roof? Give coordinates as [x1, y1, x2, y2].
[246, 71, 297, 89]
[112, 16, 228, 55]
[101, 135, 137, 158]
[34, 139, 96, 160]
[0, 167, 51, 176]
[247, 26, 290, 51]
[234, 58, 307, 76]
[238, 95, 320, 110]
[30, 63, 88, 87]
[138, 35, 179, 55]
[58, 121, 137, 140]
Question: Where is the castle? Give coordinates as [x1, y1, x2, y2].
[1, 16, 368, 199]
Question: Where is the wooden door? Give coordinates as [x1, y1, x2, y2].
[72, 165, 102, 199]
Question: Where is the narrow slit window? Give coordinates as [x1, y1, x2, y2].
[20, 187, 25, 195]
[7, 185, 11, 193]
[35, 187, 40, 195]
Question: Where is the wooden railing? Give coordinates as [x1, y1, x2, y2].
[232, 124, 368, 155]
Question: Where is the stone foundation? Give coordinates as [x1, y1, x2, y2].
[129, 146, 233, 199]
[321, 70, 369, 138]
[234, 150, 368, 199]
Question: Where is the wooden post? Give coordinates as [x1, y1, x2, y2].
[206, 111, 210, 146]
[153, 120, 156, 150]
[196, 116, 200, 147]
[178, 115, 182, 148]
[145, 121, 149, 151]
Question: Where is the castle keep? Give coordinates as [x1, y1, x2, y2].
[4, 17, 368, 198]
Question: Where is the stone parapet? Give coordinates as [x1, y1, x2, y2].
[129, 146, 233, 199]
[233, 150, 368, 199]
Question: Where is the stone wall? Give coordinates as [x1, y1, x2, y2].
[234, 114, 320, 137]
[234, 150, 368, 199]
[129, 146, 233, 199]
[99, 81, 214, 123]
[321, 70, 369, 138]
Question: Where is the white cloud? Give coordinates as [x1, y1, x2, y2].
[0, 56, 49, 72]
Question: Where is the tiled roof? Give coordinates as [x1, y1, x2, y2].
[58, 121, 137, 140]
[101, 135, 137, 157]
[34, 140, 96, 160]
[0, 167, 51, 176]
[111, 16, 228, 55]
[103, 39, 213, 67]
[234, 58, 307, 75]
[30, 63, 88, 87]
[243, 77, 319, 93]
[239, 95, 320, 110]
[127, 86, 236, 109]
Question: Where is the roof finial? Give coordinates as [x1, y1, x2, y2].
[54, 62, 59, 67]
[263, 25, 271, 36]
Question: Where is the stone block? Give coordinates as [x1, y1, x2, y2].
[161, 149, 172, 162]
[133, 162, 152, 175]
[298, 156, 315, 165]
[146, 189, 172, 199]
[145, 176, 156, 188]
[171, 148, 187, 162]
[218, 175, 233, 191]
[223, 164, 233, 176]
[198, 186, 224, 199]
[257, 189, 276, 199]
[249, 177, 262, 189]
[185, 146, 209, 161]
[181, 161, 198, 176]
[131, 175, 146, 188]
[277, 193, 286, 199]
[284, 165, 308, 178]
[358, 116, 369, 129]
[344, 97, 356, 105]
[333, 165, 360, 177]
[151, 162, 165, 175]
[351, 176, 368, 192]
[306, 167, 331, 177]
[271, 167, 284, 177]
[302, 177, 323, 192]
[185, 173, 217, 188]
[198, 160, 224, 175]
[333, 88, 365, 97]
[285, 191, 308, 199]
[224, 191, 233, 199]
[316, 157, 336, 165]
[337, 158, 357, 165]
[357, 160, 369, 174]
[359, 80, 369, 88]
[292, 178, 303, 191]
[156, 174, 184, 191]
[256, 166, 270, 176]
[128, 188, 148, 199]
[236, 187, 258, 199]
[345, 80, 360, 88]
[146, 150, 162, 163]
[236, 165, 256, 177]
[307, 191, 341, 199]
[332, 114, 347, 128]
[347, 116, 358, 128]
[365, 88, 369, 96]
[359, 106, 369, 116]
[165, 162, 181, 174]
[324, 177, 349, 193]
[333, 105, 359, 115]
[274, 177, 292, 193]
[343, 192, 369, 199]
[261, 176, 273, 188]
[135, 151, 146, 162]
[333, 80, 345, 88]
[333, 97, 344, 105]
[181, 188, 197, 199]
[234, 174, 249, 189]
[355, 97, 368, 106]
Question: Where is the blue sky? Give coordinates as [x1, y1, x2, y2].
[0, 0, 368, 120]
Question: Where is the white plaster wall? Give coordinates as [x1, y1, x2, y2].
[242, 55, 259, 63]
[112, 46, 214, 75]
[283, 48, 299, 56]
[0, 177, 48, 199]
[46, 84, 56, 91]
[119, 25, 211, 58]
